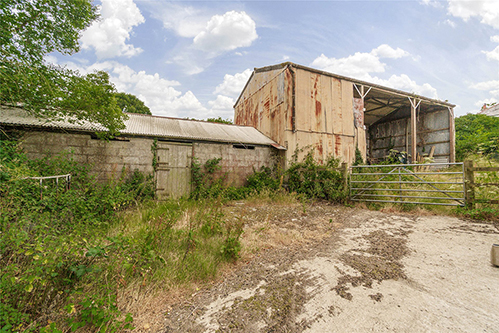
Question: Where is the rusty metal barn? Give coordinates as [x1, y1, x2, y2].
[234, 62, 456, 167]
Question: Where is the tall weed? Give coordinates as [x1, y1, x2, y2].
[0, 139, 153, 332]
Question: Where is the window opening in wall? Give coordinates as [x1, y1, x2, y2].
[233, 144, 255, 150]
[90, 134, 130, 142]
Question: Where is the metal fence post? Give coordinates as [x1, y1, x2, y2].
[464, 160, 475, 209]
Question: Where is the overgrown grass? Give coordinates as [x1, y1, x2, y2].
[0, 138, 250, 332]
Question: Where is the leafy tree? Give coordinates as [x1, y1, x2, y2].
[114, 92, 151, 115]
[455, 113, 499, 160]
[206, 117, 233, 124]
[0, 0, 127, 135]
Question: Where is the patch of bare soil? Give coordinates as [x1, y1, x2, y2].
[332, 228, 411, 300]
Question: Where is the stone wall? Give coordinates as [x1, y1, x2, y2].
[19, 130, 277, 189]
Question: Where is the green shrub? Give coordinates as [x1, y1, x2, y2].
[0, 138, 153, 331]
[286, 150, 346, 202]
[455, 114, 499, 161]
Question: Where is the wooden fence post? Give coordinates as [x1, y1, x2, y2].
[464, 160, 475, 209]
[341, 162, 348, 192]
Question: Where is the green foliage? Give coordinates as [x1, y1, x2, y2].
[0, 139, 153, 331]
[191, 158, 226, 199]
[191, 158, 284, 201]
[65, 294, 133, 333]
[206, 117, 233, 124]
[286, 150, 346, 202]
[0, 0, 127, 135]
[114, 92, 151, 115]
[455, 114, 499, 161]
[246, 166, 281, 193]
[151, 139, 158, 172]
[353, 146, 364, 166]
[381, 149, 408, 165]
[456, 206, 499, 223]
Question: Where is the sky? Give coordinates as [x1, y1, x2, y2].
[48, 0, 499, 120]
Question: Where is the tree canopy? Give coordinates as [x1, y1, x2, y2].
[114, 92, 151, 115]
[455, 113, 499, 160]
[206, 117, 233, 124]
[0, 0, 127, 135]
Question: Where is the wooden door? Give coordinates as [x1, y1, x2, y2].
[155, 142, 192, 199]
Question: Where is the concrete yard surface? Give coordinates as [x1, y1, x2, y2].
[161, 205, 499, 333]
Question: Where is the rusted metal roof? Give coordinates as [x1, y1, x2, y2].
[235, 62, 456, 109]
[0, 106, 280, 146]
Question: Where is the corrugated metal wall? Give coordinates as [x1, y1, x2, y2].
[368, 109, 451, 163]
[235, 65, 363, 167]
[234, 67, 289, 148]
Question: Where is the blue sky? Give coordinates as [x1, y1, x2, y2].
[49, 0, 499, 119]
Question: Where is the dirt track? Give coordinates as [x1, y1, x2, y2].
[159, 203, 499, 332]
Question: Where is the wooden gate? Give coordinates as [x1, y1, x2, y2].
[155, 142, 192, 199]
[349, 162, 465, 206]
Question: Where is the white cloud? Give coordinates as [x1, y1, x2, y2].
[373, 74, 438, 99]
[207, 95, 235, 119]
[193, 11, 258, 54]
[106, 64, 207, 117]
[444, 19, 457, 28]
[311, 45, 438, 99]
[49, 57, 236, 119]
[311, 44, 410, 81]
[213, 69, 252, 97]
[447, 0, 499, 29]
[80, 0, 144, 59]
[420, 0, 442, 8]
[483, 45, 499, 62]
[475, 98, 498, 108]
[371, 44, 409, 59]
[469, 80, 499, 91]
[148, 3, 207, 38]
[150, 7, 258, 74]
[311, 53, 385, 80]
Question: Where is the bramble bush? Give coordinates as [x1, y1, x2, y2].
[0, 138, 153, 332]
[286, 150, 347, 202]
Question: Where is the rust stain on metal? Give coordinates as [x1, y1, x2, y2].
[335, 134, 341, 156]
[317, 139, 323, 155]
[315, 100, 322, 117]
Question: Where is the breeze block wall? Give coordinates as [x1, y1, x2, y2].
[193, 142, 278, 187]
[20, 130, 154, 182]
[18, 130, 278, 189]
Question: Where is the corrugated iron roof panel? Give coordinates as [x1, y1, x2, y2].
[0, 107, 277, 146]
[480, 104, 499, 117]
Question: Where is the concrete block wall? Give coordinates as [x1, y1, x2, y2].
[18, 130, 278, 190]
[193, 142, 277, 186]
[20, 131, 154, 182]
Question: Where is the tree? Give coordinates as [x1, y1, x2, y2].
[114, 92, 151, 115]
[206, 117, 233, 124]
[0, 0, 127, 135]
[455, 113, 499, 160]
